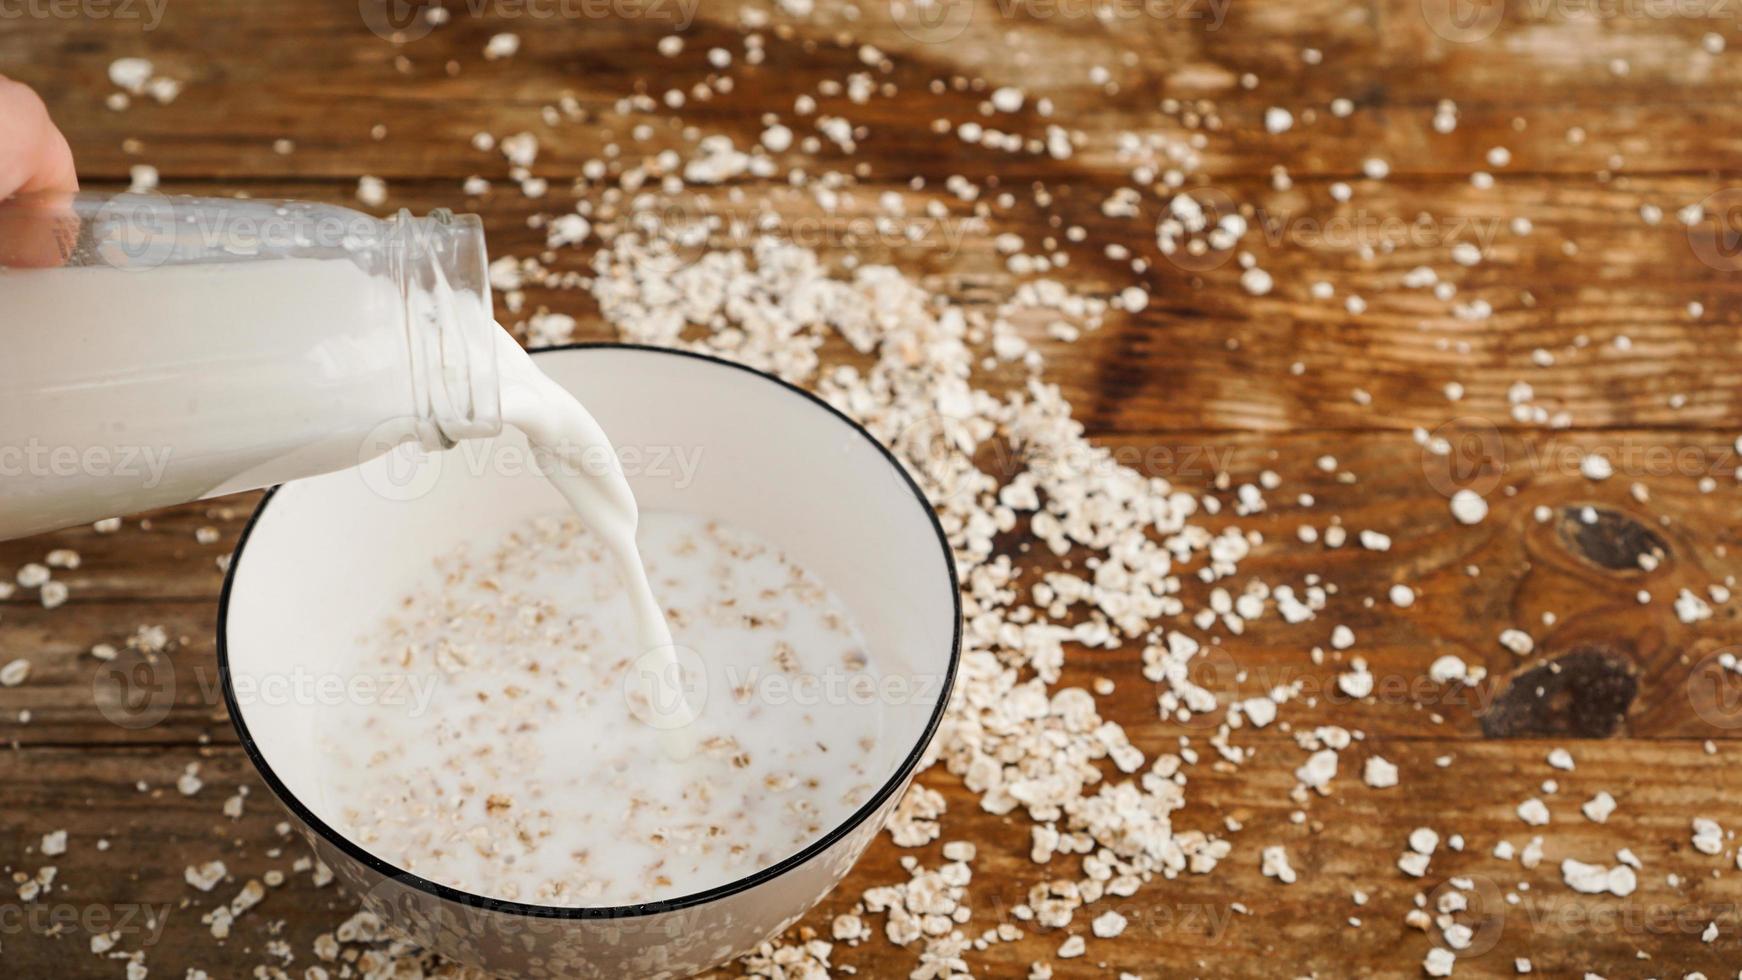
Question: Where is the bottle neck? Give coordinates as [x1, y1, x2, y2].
[387, 209, 502, 450]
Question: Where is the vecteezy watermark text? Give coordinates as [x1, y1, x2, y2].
[359, 434, 705, 504]
[0, 902, 173, 944]
[94, 656, 447, 731]
[225, 668, 442, 717]
[1159, 193, 1507, 273]
[0, 440, 173, 486]
[640, 200, 987, 258]
[889, 0, 1231, 45]
[725, 666, 947, 708]
[1422, 0, 1740, 44]
[1418, 416, 1742, 499]
[0, 0, 166, 30]
[360, 0, 700, 42]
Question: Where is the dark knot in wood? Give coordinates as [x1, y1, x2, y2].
[1480, 645, 1638, 739]
[1553, 506, 1668, 573]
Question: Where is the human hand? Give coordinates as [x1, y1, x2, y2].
[0, 75, 78, 199]
[0, 76, 79, 267]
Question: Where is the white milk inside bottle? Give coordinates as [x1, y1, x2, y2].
[0, 196, 500, 540]
[0, 258, 420, 537]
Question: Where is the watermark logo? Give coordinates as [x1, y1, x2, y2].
[354, 422, 706, 504]
[92, 650, 176, 730]
[1688, 648, 1742, 730]
[1175, 653, 1507, 731]
[652, 198, 982, 257]
[358, 864, 721, 943]
[1427, 874, 1508, 959]
[357, 422, 447, 503]
[1163, 195, 1506, 275]
[362, 0, 701, 42]
[1159, 185, 1242, 274]
[1179, 642, 1238, 730]
[890, 0, 976, 42]
[1516, 894, 1740, 939]
[623, 643, 708, 730]
[1421, 415, 1506, 499]
[723, 666, 946, 709]
[892, 0, 1230, 42]
[0, 901, 172, 944]
[146, 201, 458, 259]
[1420, 0, 1506, 41]
[897, 412, 985, 504]
[226, 668, 442, 716]
[1425, 0, 1742, 44]
[97, 660, 446, 730]
[92, 192, 176, 272]
[0, 439, 173, 486]
[1688, 187, 1742, 272]
[895, 419, 1248, 509]
[0, 0, 167, 30]
[1422, 423, 1741, 498]
[359, 0, 437, 41]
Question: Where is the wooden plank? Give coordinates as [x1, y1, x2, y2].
[25, 172, 1742, 435]
[5, 0, 1742, 182]
[9, 429, 1742, 750]
[2, 741, 1740, 977]
[7, 0, 1742, 975]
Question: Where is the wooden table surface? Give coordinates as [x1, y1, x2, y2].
[8, 1, 1742, 977]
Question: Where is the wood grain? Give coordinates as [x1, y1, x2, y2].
[7, 0, 1742, 976]
[4, 741, 1740, 978]
[11, 0, 1742, 180]
[10, 428, 1742, 749]
[45, 173, 1742, 435]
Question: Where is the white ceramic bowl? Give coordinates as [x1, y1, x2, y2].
[218, 344, 960, 979]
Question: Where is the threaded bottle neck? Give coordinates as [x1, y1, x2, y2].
[388, 209, 502, 449]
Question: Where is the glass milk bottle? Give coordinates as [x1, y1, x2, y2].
[0, 191, 503, 540]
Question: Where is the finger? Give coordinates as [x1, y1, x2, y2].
[0, 192, 80, 268]
[0, 76, 79, 200]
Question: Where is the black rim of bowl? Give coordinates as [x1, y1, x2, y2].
[215, 341, 964, 921]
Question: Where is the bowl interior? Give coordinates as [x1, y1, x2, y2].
[221, 345, 958, 903]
